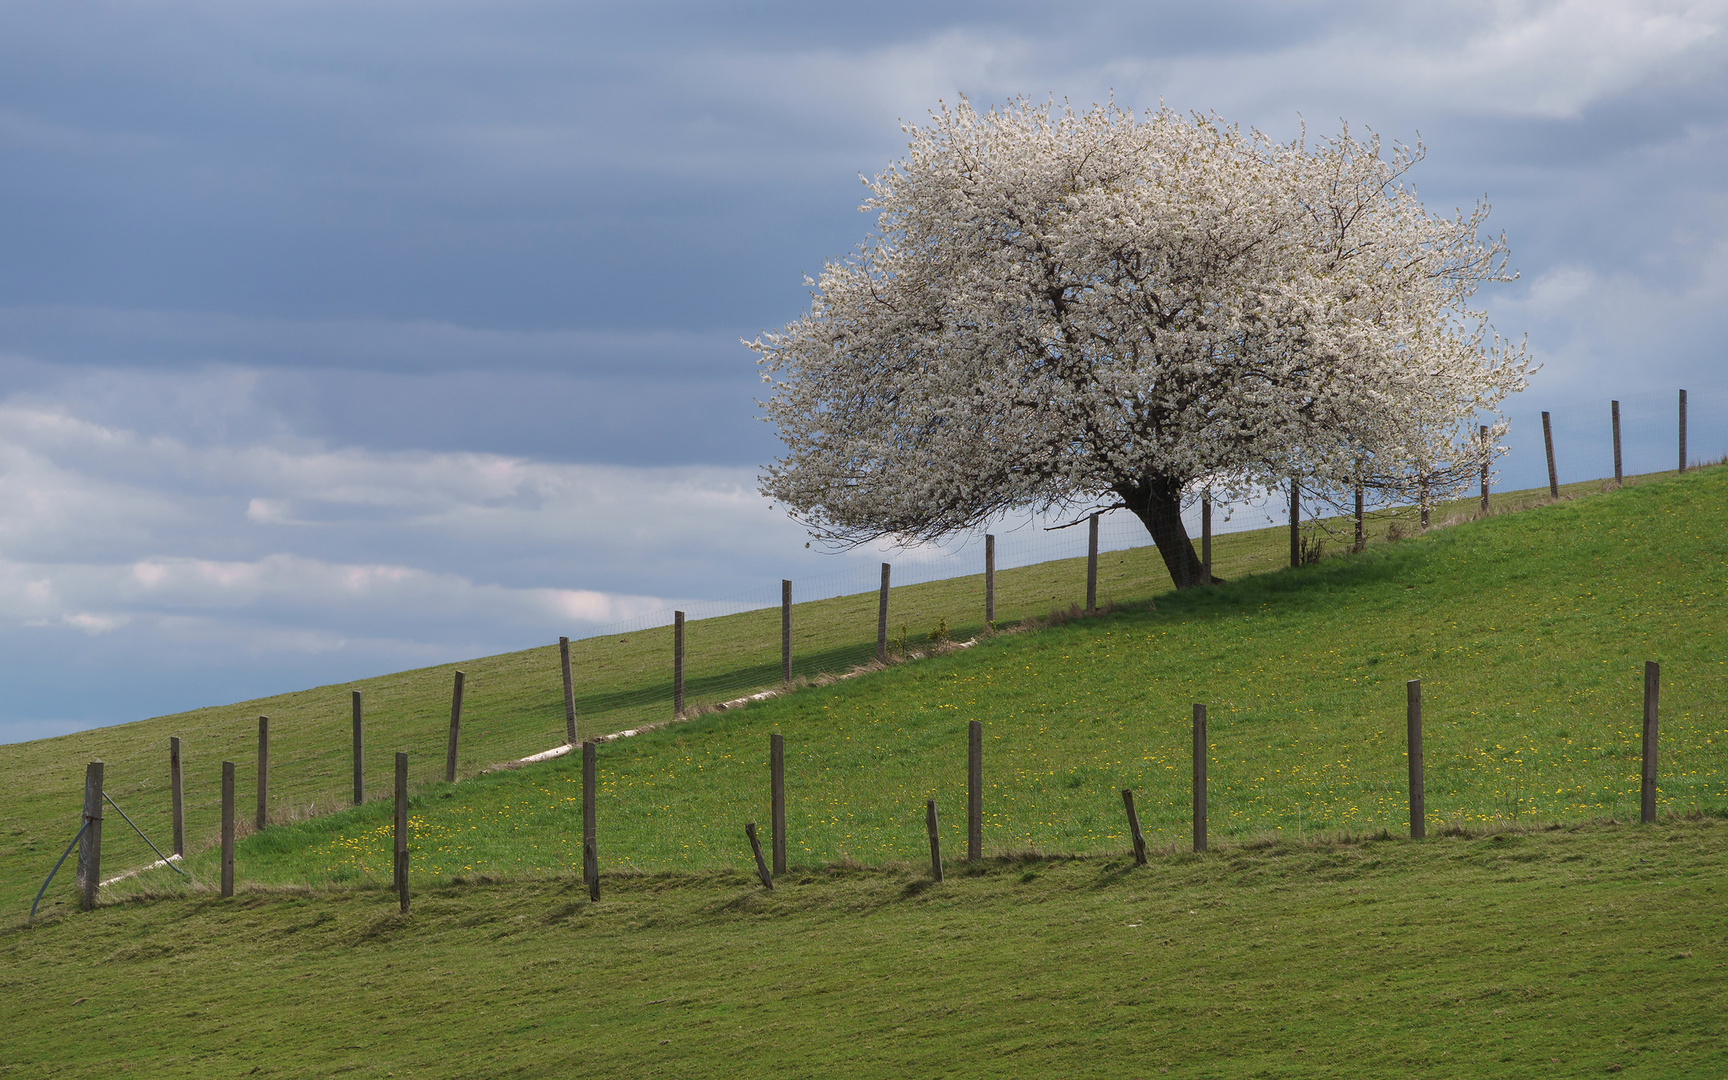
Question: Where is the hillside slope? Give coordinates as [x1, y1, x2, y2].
[49, 465, 1728, 906]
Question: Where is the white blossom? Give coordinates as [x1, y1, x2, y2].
[751, 98, 1531, 588]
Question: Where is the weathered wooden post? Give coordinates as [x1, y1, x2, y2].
[745, 823, 774, 890]
[984, 535, 996, 624]
[1192, 704, 1208, 853]
[169, 737, 184, 857]
[394, 752, 409, 914]
[1407, 680, 1425, 839]
[78, 761, 103, 911]
[781, 580, 792, 685]
[1202, 495, 1213, 582]
[1121, 789, 1147, 866]
[925, 800, 943, 882]
[1542, 411, 1559, 498]
[1678, 389, 1688, 472]
[1611, 400, 1623, 484]
[220, 761, 235, 898]
[255, 715, 269, 830]
[770, 733, 786, 876]
[988, 532, 1002, 622]
[1642, 661, 1660, 824]
[1479, 424, 1490, 514]
[673, 612, 686, 718]
[1086, 512, 1099, 614]
[876, 563, 890, 663]
[560, 636, 577, 744]
[583, 741, 599, 901]
[444, 671, 465, 783]
[352, 691, 364, 805]
[1288, 478, 1300, 568]
[967, 720, 983, 862]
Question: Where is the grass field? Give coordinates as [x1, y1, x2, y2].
[2, 821, 1723, 1078]
[8, 463, 1718, 910]
[4, 467, 1726, 1077]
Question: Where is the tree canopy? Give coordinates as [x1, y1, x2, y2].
[752, 98, 1530, 588]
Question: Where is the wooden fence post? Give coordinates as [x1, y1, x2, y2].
[1121, 789, 1147, 866]
[255, 715, 269, 830]
[560, 636, 577, 744]
[1611, 400, 1623, 484]
[984, 536, 995, 624]
[925, 800, 943, 882]
[169, 737, 184, 858]
[781, 580, 792, 685]
[1479, 424, 1490, 514]
[352, 691, 364, 805]
[770, 733, 786, 876]
[1678, 389, 1687, 472]
[1642, 661, 1660, 824]
[967, 720, 983, 861]
[1086, 512, 1099, 614]
[583, 741, 599, 901]
[78, 761, 103, 911]
[1288, 479, 1300, 568]
[1202, 496, 1213, 583]
[444, 671, 465, 783]
[745, 823, 774, 890]
[1542, 411, 1559, 498]
[220, 761, 235, 898]
[876, 564, 890, 663]
[1407, 680, 1425, 839]
[1192, 703, 1208, 853]
[673, 612, 686, 718]
[394, 751, 409, 914]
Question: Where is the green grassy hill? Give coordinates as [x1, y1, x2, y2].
[4, 467, 1724, 911]
[2, 467, 1725, 1078]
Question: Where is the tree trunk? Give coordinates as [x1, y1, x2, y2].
[1115, 475, 1205, 589]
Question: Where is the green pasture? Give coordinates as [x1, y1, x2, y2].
[27, 464, 1722, 906]
[3, 821, 1723, 1078]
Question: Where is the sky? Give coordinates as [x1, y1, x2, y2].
[2, 0, 1725, 742]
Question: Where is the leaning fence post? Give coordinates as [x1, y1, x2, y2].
[967, 720, 983, 861]
[770, 733, 786, 876]
[876, 564, 890, 663]
[1542, 411, 1559, 498]
[1202, 495, 1213, 583]
[925, 800, 943, 882]
[1479, 424, 1490, 514]
[781, 580, 792, 684]
[444, 671, 465, 783]
[984, 536, 995, 624]
[1678, 389, 1687, 473]
[1121, 789, 1147, 866]
[1642, 661, 1660, 824]
[220, 761, 235, 898]
[1407, 680, 1425, 839]
[1086, 512, 1099, 614]
[169, 737, 184, 857]
[583, 741, 599, 901]
[1192, 703, 1208, 853]
[78, 761, 103, 911]
[1288, 478, 1300, 568]
[673, 612, 686, 718]
[560, 636, 577, 744]
[255, 715, 269, 830]
[1611, 400, 1623, 484]
[745, 823, 774, 890]
[352, 691, 364, 805]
